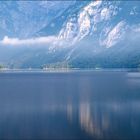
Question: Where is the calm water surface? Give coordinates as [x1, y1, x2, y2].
[0, 71, 140, 140]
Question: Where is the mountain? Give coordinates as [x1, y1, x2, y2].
[0, 1, 77, 39]
[0, 1, 140, 69]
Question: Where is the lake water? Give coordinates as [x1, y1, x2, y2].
[0, 71, 140, 140]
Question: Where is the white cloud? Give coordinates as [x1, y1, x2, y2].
[0, 36, 61, 47]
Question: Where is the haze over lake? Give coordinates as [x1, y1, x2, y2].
[0, 71, 140, 139]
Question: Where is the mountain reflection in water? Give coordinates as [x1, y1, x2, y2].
[0, 71, 140, 139]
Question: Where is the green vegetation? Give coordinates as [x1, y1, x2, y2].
[0, 65, 4, 69]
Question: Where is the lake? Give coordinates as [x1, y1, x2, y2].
[0, 70, 140, 140]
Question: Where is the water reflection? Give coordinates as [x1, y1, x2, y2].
[79, 102, 103, 138]
[0, 71, 140, 139]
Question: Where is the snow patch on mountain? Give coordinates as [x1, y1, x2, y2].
[101, 21, 127, 48]
[58, 1, 120, 46]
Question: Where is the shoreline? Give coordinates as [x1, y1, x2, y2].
[0, 68, 140, 73]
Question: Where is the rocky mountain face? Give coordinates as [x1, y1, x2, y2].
[0, 1, 140, 68]
[59, 1, 140, 47]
